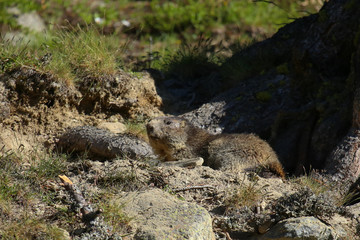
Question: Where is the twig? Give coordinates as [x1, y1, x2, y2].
[58, 175, 102, 225]
[173, 185, 215, 192]
[160, 157, 204, 168]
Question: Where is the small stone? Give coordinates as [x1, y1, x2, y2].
[258, 216, 339, 240]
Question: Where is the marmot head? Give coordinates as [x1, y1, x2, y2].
[146, 116, 190, 161]
[146, 116, 189, 142]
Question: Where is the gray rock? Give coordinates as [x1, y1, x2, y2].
[0, 82, 10, 121]
[17, 11, 46, 32]
[57, 126, 155, 160]
[117, 189, 215, 240]
[324, 129, 360, 186]
[257, 217, 340, 240]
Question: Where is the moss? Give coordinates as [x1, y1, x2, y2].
[276, 63, 289, 75]
[256, 91, 272, 102]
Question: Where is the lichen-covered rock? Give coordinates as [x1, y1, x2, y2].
[57, 126, 155, 160]
[257, 217, 340, 240]
[324, 129, 360, 186]
[116, 189, 215, 240]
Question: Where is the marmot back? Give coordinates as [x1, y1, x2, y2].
[146, 116, 285, 178]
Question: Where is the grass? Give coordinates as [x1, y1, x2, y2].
[291, 173, 330, 196]
[1, 218, 69, 240]
[0, 25, 127, 85]
[46, 26, 122, 80]
[0, 0, 326, 89]
[0, 146, 71, 239]
[160, 37, 224, 81]
[124, 119, 148, 141]
[133, 0, 323, 37]
[224, 176, 263, 210]
[99, 195, 133, 236]
[1, 0, 324, 35]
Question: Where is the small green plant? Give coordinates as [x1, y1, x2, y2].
[124, 119, 148, 141]
[224, 177, 263, 211]
[99, 197, 133, 235]
[27, 151, 68, 182]
[291, 173, 330, 196]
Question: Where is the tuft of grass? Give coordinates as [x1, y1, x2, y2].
[161, 38, 223, 81]
[0, 33, 43, 73]
[0, 26, 127, 85]
[45, 26, 122, 83]
[99, 196, 133, 235]
[291, 174, 330, 196]
[26, 150, 68, 182]
[224, 177, 263, 210]
[124, 119, 148, 141]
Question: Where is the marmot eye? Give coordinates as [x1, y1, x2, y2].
[165, 120, 172, 125]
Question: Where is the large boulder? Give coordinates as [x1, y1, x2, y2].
[116, 188, 215, 240]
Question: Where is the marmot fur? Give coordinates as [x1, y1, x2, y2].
[146, 116, 285, 178]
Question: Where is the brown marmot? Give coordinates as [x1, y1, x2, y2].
[146, 116, 285, 178]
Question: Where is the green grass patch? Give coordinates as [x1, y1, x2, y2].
[0, 146, 73, 239]
[0, 26, 127, 85]
[124, 119, 148, 141]
[45, 26, 122, 83]
[141, 0, 322, 36]
[99, 195, 133, 235]
[224, 177, 263, 210]
[291, 174, 330, 196]
[0, 217, 69, 240]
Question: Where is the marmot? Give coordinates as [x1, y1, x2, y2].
[146, 116, 285, 178]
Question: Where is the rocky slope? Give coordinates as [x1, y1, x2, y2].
[1, 0, 360, 239]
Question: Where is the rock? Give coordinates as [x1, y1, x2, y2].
[0, 82, 10, 121]
[181, 74, 294, 135]
[17, 11, 46, 32]
[97, 122, 126, 134]
[257, 217, 339, 240]
[116, 188, 215, 240]
[324, 129, 360, 186]
[57, 126, 155, 160]
[77, 71, 163, 118]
